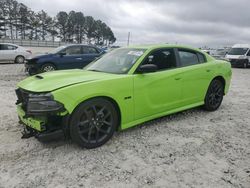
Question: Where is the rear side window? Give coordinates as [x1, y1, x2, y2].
[197, 53, 206, 63]
[0, 44, 17, 50]
[7, 45, 17, 50]
[178, 50, 199, 66]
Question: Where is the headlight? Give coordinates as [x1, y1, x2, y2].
[27, 93, 64, 114]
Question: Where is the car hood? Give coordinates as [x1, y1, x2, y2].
[30, 53, 54, 60]
[18, 69, 121, 92]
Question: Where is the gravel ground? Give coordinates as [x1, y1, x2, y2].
[0, 64, 249, 188]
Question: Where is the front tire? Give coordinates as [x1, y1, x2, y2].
[15, 56, 25, 64]
[243, 61, 247, 68]
[204, 79, 224, 111]
[40, 63, 56, 73]
[70, 98, 118, 149]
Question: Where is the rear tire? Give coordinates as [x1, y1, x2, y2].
[204, 79, 224, 111]
[40, 63, 56, 73]
[15, 56, 25, 64]
[70, 98, 118, 149]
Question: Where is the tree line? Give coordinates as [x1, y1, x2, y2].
[0, 0, 116, 45]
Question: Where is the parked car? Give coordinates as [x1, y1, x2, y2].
[225, 44, 250, 68]
[0, 43, 32, 63]
[201, 49, 211, 55]
[25, 44, 103, 75]
[16, 44, 232, 148]
[212, 48, 230, 60]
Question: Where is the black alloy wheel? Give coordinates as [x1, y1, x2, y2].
[204, 79, 224, 111]
[70, 98, 118, 149]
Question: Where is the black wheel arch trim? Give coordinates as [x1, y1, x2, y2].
[69, 96, 122, 132]
[211, 76, 226, 95]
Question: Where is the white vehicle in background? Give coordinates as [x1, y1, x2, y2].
[225, 44, 250, 68]
[201, 49, 211, 55]
[212, 48, 231, 60]
[0, 43, 32, 63]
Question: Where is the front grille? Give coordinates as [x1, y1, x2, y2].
[15, 89, 30, 111]
[229, 59, 247, 64]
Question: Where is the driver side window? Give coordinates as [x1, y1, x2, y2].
[62, 46, 82, 55]
[142, 49, 177, 71]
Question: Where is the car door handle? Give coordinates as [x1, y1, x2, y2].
[175, 77, 181, 80]
[76, 58, 82, 60]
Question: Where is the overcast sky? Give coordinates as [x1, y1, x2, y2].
[19, 0, 250, 47]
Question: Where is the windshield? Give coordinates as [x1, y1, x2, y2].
[228, 48, 248, 55]
[50, 46, 66, 54]
[86, 48, 146, 74]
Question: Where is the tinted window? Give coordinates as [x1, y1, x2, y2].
[0, 44, 17, 50]
[178, 50, 199, 66]
[83, 47, 98, 54]
[197, 53, 206, 63]
[7, 45, 17, 50]
[142, 49, 176, 71]
[247, 50, 250, 56]
[64, 46, 82, 55]
[228, 48, 248, 55]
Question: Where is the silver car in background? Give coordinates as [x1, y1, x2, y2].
[0, 43, 32, 63]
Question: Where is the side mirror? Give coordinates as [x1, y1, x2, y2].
[137, 64, 158, 73]
[58, 52, 66, 57]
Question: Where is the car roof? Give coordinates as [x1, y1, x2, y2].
[123, 44, 201, 52]
[232, 44, 250, 48]
[0, 43, 19, 47]
[63, 44, 98, 48]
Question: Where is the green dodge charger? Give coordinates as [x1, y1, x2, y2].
[16, 44, 232, 148]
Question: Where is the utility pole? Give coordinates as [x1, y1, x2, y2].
[127, 32, 130, 46]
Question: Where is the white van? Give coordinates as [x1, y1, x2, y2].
[225, 44, 250, 68]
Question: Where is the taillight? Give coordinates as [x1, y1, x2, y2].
[26, 50, 32, 54]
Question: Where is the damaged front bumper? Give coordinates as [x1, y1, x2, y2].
[16, 90, 69, 141]
[17, 101, 70, 142]
[17, 104, 47, 132]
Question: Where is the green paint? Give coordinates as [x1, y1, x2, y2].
[17, 44, 232, 131]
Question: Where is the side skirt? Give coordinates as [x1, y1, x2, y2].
[121, 101, 204, 130]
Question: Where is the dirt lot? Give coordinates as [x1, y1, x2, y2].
[0, 64, 249, 188]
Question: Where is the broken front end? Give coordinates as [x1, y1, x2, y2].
[16, 88, 69, 141]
